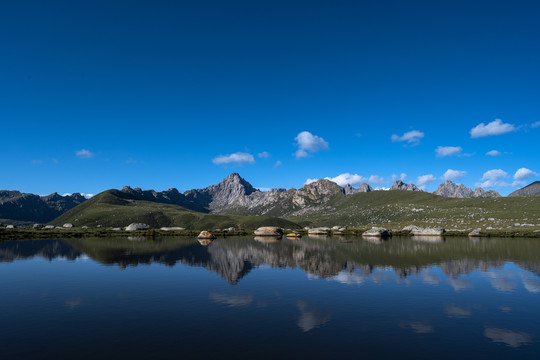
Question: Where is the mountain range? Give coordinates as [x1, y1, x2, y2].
[1, 173, 538, 225]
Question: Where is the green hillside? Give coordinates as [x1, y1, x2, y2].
[290, 190, 540, 230]
[51, 189, 301, 230]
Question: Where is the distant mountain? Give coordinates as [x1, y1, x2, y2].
[0, 191, 86, 223]
[344, 183, 373, 195]
[508, 181, 540, 197]
[433, 180, 501, 198]
[51, 188, 301, 229]
[390, 180, 421, 191]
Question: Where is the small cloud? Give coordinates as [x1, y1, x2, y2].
[441, 169, 466, 181]
[274, 160, 282, 168]
[258, 151, 270, 159]
[478, 169, 508, 188]
[531, 121, 540, 128]
[212, 152, 255, 165]
[513, 168, 536, 181]
[257, 187, 271, 192]
[470, 119, 516, 138]
[445, 304, 471, 318]
[294, 131, 329, 159]
[323, 173, 384, 187]
[392, 173, 407, 181]
[435, 146, 462, 157]
[76, 149, 95, 159]
[304, 178, 319, 185]
[486, 150, 502, 156]
[417, 174, 436, 186]
[391, 130, 424, 145]
[484, 328, 532, 348]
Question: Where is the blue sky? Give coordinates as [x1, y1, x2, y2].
[1, 0, 538, 196]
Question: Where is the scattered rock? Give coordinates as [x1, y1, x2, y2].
[43, 225, 55, 230]
[308, 227, 331, 235]
[125, 223, 150, 231]
[468, 228, 481, 236]
[286, 232, 302, 238]
[254, 227, 283, 236]
[362, 227, 392, 238]
[197, 231, 215, 239]
[63, 223, 73, 228]
[82, 226, 89, 229]
[32, 224, 42, 229]
[112, 227, 122, 231]
[6, 224, 14, 229]
[411, 227, 445, 236]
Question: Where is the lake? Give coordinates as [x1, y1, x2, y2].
[1, 235, 539, 359]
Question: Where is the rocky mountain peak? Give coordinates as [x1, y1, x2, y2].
[344, 182, 373, 195]
[473, 187, 501, 198]
[433, 180, 474, 198]
[390, 180, 420, 191]
[508, 181, 540, 197]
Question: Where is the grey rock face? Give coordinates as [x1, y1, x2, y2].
[362, 227, 391, 238]
[433, 181, 474, 198]
[472, 187, 501, 198]
[253, 227, 283, 236]
[344, 183, 373, 195]
[390, 180, 421, 191]
[508, 181, 540, 197]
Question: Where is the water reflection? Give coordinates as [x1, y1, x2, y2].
[484, 328, 532, 348]
[296, 301, 331, 332]
[209, 293, 253, 307]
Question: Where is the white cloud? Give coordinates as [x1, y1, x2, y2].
[435, 146, 462, 157]
[304, 178, 319, 185]
[486, 150, 501, 156]
[391, 130, 424, 145]
[76, 149, 94, 159]
[417, 174, 436, 186]
[442, 169, 466, 181]
[531, 121, 540, 128]
[62, 193, 94, 199]
[513, 168, 536, 180]
[322, 173, 385, 187]
[470, 119, 516, 138]
[392, 173, 407, 181]
[294, 131, 329, 159]
[258, 151, 270, 159]
[274, 160, 282, 167]
[478, 169, 508, 188]
[212, 152, 255, 165]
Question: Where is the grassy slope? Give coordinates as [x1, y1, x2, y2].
[290, 190, 540, 229]
[51, 190, 301, 230]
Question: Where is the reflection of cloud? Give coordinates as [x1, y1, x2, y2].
[484, 327, 532, 348]
[522, 278, 540, 293]
[445, 304, 471, 318]
[296, 301, 331, 332]
[400, 322, 434, 334]
[421, 271, 440, 285]
[65, 298, 82, 309]
[484, 271, 517, 292]
[332, 271, 367, 285]
[209, 293, 253, 307]
[448, 278, 472, 291]
[499, 306, 512, 312]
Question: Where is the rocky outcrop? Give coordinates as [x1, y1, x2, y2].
[411, 227, 445, 236]
[0, 191, 86, 223]
[508, 181, 540, 197]
[433, 181, 474, 198]
[472, 187, 501, 198]
[390, 180, 420, 191]
[344, 183, 373, 195]
[433, 181, 500, 198]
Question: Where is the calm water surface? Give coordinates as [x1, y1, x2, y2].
[1, 235, 540, 359]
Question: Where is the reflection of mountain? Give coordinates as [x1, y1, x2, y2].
[2, 236, 540, 284]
